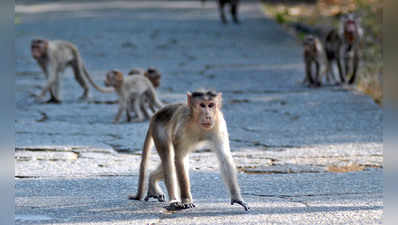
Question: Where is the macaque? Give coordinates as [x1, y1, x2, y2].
[303, 35, 328, 87]
[325, 29, 343, 84]
[128, 67, 162, 88]
[104, 70, 163, 123]
[201, 0, 240, 24]
[31, 39, 113, 103]
[339, 13, 363, 84]
[128, 90, 249, 211]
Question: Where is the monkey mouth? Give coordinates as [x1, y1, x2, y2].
[201, 123, 213, 129]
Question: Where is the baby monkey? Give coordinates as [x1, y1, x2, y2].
[104, 70, 163, 123]
[128, 67, 161, 88]
[303, 35, 329, 87]
[128, 90, 249, 211]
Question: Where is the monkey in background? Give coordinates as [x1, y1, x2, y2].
[104, 70, 163, 123]
[31, 39, 113, 103]
[339, 13, 363, 85]
[303, 35, 329, 87]
[325, 29, 343, 84]
[201, 0, 240, 24]
[128, 67, 161, 88]
[128, 90, 249, 211]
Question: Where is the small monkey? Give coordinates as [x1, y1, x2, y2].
[128, 67, 162, 88]
[128, 90, 249, 211]
[201, 0, 240, 24]
[31, 39, 113, 103]
[104, 70, 163, 123]
[303, 35, 328, 87]
[339, 13, 363, 84]
[325, 29, 343, 84]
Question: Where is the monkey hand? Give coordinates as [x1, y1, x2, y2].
[231, 199, 249, 211]
[127, 194, 141, 201]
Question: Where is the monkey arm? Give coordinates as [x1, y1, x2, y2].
[38, 65, 58, 99]
[113, 100, 127, 123]
[212, 126, 249, 211]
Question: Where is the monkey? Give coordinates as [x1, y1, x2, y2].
[104, 70, 163, 123]
[303, 35, 328, 87]
[128, 67, 162, 116]
[339, 13, 363, 85]
[128, 90, 249, 211]
[201, 0, 240, 24]
[325, 29, 344, 84]
[31, 39, 113, 103]
[128, 67, 162, 88]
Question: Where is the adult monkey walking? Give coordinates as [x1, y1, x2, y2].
[201, 0, 240, 24]
[128, 90, 249, 211]
[31, 39, 113, 103]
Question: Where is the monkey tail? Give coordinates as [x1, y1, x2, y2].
[82, 66, 115, 93]
[135, 127, 154, 200]
[68, 43, 114, 94]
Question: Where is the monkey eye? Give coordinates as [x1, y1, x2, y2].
[208, 103, 215, 108]
[200, 103, 206, 108]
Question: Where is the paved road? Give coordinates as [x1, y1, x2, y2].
[15, 0, 383, 224]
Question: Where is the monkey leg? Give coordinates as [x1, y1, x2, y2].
[130, 96, 146, 122]
[218, 1, 227, 24]
[72, 65, 90, 100]
[348, 53, 359, 85]
[336, 56, 345, 84]
[230, 1, 239, 24]
[141, 99, 154, 119]
[305, 62, 315, 87]
[315, 62, 321, 87]
[156, 143, 179, 208]
[113, 103, 126, 124]
[144, 164, 165, 202]
[327, 63, 337, 85]
[46, 80, 61, 104]
[176, 156, 195, 209]
[344, 55, 351, 84]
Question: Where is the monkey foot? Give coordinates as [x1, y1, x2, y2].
[144, 193, 165, 202]
[127, 194, 141, 200]
[164, 202, 196, 211]
[231, 199, 250, 211]
[45, 98, 61, 104]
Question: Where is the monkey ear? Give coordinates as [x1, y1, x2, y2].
[187, 92, 192, 106]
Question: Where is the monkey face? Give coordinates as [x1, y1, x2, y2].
[31, 39, 48, 60]
[189, 91, 222, 130]
[195, 100, 218, 129]
[105, 70, 123, 87]
[145, 68, 161, 88]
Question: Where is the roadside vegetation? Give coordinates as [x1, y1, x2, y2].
[262, 0, 383, 105]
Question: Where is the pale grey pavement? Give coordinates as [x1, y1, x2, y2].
[15, 1, 383, 224]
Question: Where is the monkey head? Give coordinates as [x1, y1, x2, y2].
[105, 70, 124, 88]
[187, 90, 222, 130]
[128, 68, 143, 76]
[144, 67, 161, 88]
[342, 14, 359, 43]
[31, 39, 49, 60]
[303, 35, 318, 54]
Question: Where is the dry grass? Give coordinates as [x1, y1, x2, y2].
[327, 163, 365, 173]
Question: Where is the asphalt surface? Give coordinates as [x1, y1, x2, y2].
[15, 0, 383, 224]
